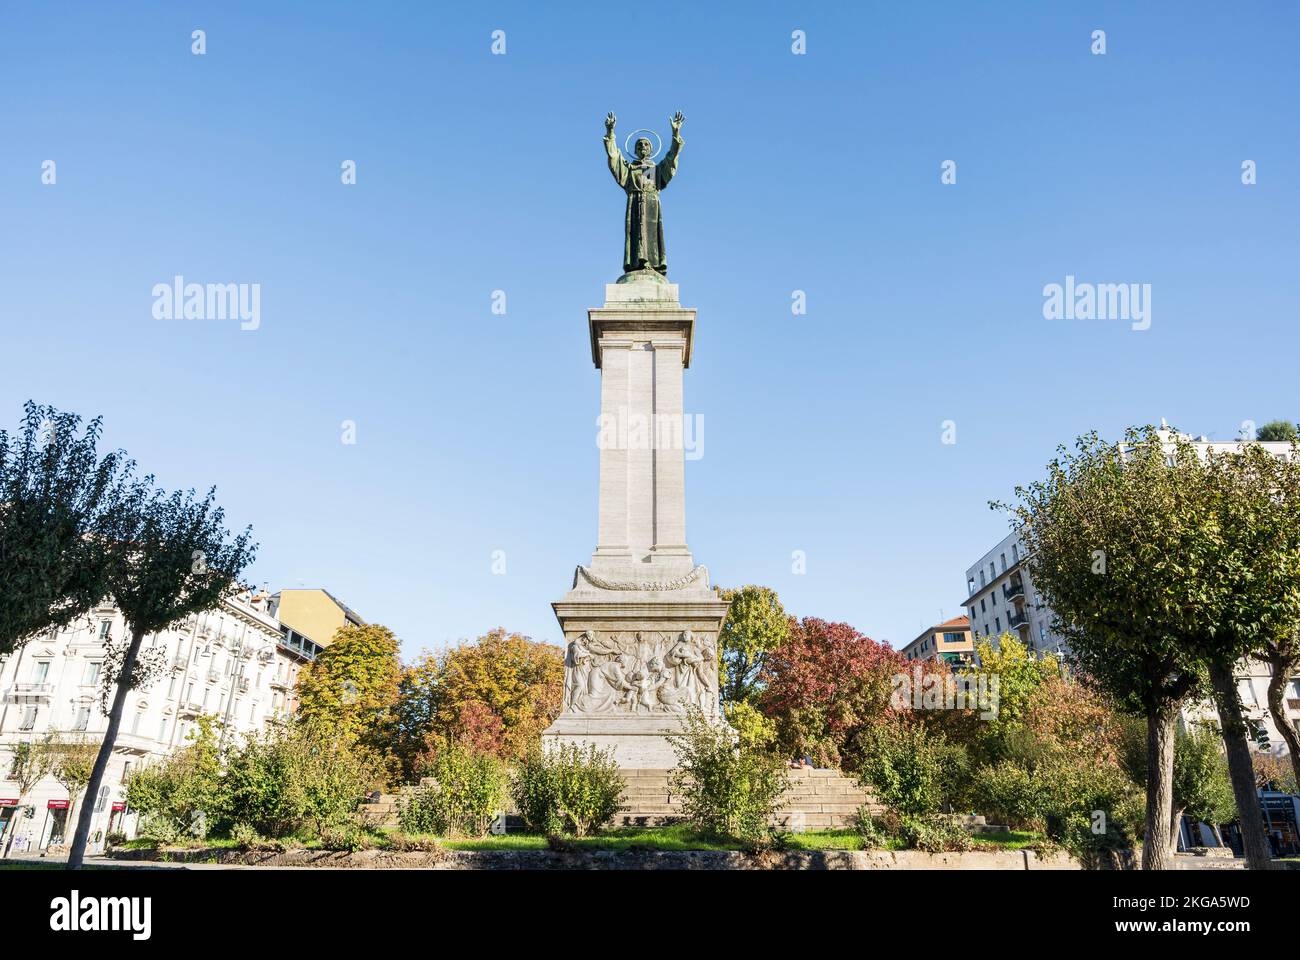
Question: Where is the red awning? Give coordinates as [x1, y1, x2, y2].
[47, 799, 70, 809]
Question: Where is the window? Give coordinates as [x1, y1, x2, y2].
[184, 682, 194, 703]
[979, 570, 986, 587]
[1039, 624, 1047, 643]
[967, 578, 975, 595]
[1000, 553, 1006, 572]
[74, 707, 90, 731]
[83, 661, 101, 685]
[989, 562, 995, 580]
[159, 717, 169, 741]
[167, 676, 178, 699]
[32, 661, 50, 683]
[980, 598, 986, 613]
[20, 706, 37, 730]
[1012, 544, 1019, 563]
[120, 761, 133, 784]
[995, 617, 1001, 631]
[130, 710, 143, 735]
[98, 620, 112, 639]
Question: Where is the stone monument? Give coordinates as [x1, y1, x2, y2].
[541, 112, 730, 767]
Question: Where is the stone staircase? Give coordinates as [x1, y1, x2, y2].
[618, 767, 879, 830]
[362, 767, 879, 833]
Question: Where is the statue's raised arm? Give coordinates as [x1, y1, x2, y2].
[656, 112, 684, 190]
[604, 112, 628, 188]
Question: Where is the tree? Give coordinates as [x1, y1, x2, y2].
[427, 629, 563, 760]
[1172, 724, 1235, 850]
[1186, 441, 1300, 868]
[961, 635, 1059, 743]
[1005, 427, 1207, 869]
[716, 585, 788, 706]
[68, 486, 255, 869]
[296, 623, 402, 750]
[50, 734, 99, 835]
[1, 733, 56, 858]
[0, 402, 142, 655]
[1254, 420, 1299, 442]
[759, 617, 904, 767]
[1261, 633, 1300, 799]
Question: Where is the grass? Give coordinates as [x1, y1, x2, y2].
[970, 831, 1045, 850]
[115, 823, 1049, 856]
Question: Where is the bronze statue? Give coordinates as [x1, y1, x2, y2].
[603, 112, 684, 278]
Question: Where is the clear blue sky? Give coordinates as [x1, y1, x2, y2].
[3, 2, 1297, 657]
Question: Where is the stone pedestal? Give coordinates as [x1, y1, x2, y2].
[542, 273, 730, 767]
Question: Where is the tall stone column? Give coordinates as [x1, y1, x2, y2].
[543, 273, 730, 768]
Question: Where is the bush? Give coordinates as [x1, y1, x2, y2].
[124, 717, 223, 838]
[319, 824, 370, 852]
[228, 822, 261, 849]
[104, 831, 127, 849]
[971, 761, 1044, 828]
[667, 708, 788, 846]
[386, 833, 444, 853]
[511, 742, 625, 837]
[399, 744, 507, 837]
[220, 719, 386, 839]
[136, 815, 184, 847]
[855, 716, 967, 819]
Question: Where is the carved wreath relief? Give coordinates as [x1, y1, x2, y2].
[563, 629, 718, 715]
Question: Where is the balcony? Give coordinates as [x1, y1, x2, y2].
[9, 682, 54, 700]
[1003, 579, 1025, 601]
[177, 700, 205, 717]
[1007, 611, 1030, 630]
[1287, 698, 1300, 714]
[171, 655, 188, 671]
[237, 678, 250, 693]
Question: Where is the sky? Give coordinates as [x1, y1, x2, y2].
[2, 2, 1298, 658]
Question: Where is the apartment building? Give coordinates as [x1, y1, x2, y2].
[0, 588, 321, 855]
[899, 615, 974, 669]
[962, 530, 1067, 656]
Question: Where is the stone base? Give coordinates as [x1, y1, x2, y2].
[542, 714, 706, 769]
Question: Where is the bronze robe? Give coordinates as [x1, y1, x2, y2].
[604, 132, 682, 275]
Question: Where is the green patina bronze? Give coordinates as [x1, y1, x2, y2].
[604, 111, 684, 279]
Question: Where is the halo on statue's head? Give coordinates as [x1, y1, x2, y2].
[622, 128, 663, 162]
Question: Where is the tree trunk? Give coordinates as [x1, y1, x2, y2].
[1169, 805, 1185, 853]
[1264, 651, 1300, 794]
[68, 627, 142, 870]
[1207, 660, 1275, 870]
[1142, 703, 1178, 869]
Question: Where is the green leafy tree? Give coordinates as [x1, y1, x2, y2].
[296, 623, 402, 750]
[50, 734, 100, 832]
[1254, 420, 1299, 442]
[1186, 442, 1300, 868]
[1172, 724, 1235, 849]
[0, 402, 143, 655]
[717, 586, 788, 706]
[1004, 427, 1207, 869]
[124, 716, 223, 839]
[68, 486, 255, 869]
[961, 635, 1059, 745]
[1, 733, 57, 858]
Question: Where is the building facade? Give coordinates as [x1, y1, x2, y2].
[0, 588, 314, 855]
[900, 615, 974, 669]
[270, 588, 364, 651]
[962, 529, 1068, 656]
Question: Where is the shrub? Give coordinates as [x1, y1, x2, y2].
[319, 824, 369, 852]
[229, 822, 261, 849]
[386, 833, 444, 853]
[136, 815, 184, 847]
[511, 742, 624, 837]
[220, 719, 386, 839]
[667, 708, 788, 846]
[104, 831, 127, 849]
[399, 744, 507, 837]
[971, 761, 1044, 828]
[855, 716, 967, 819]
[124, 717, 223, 837]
